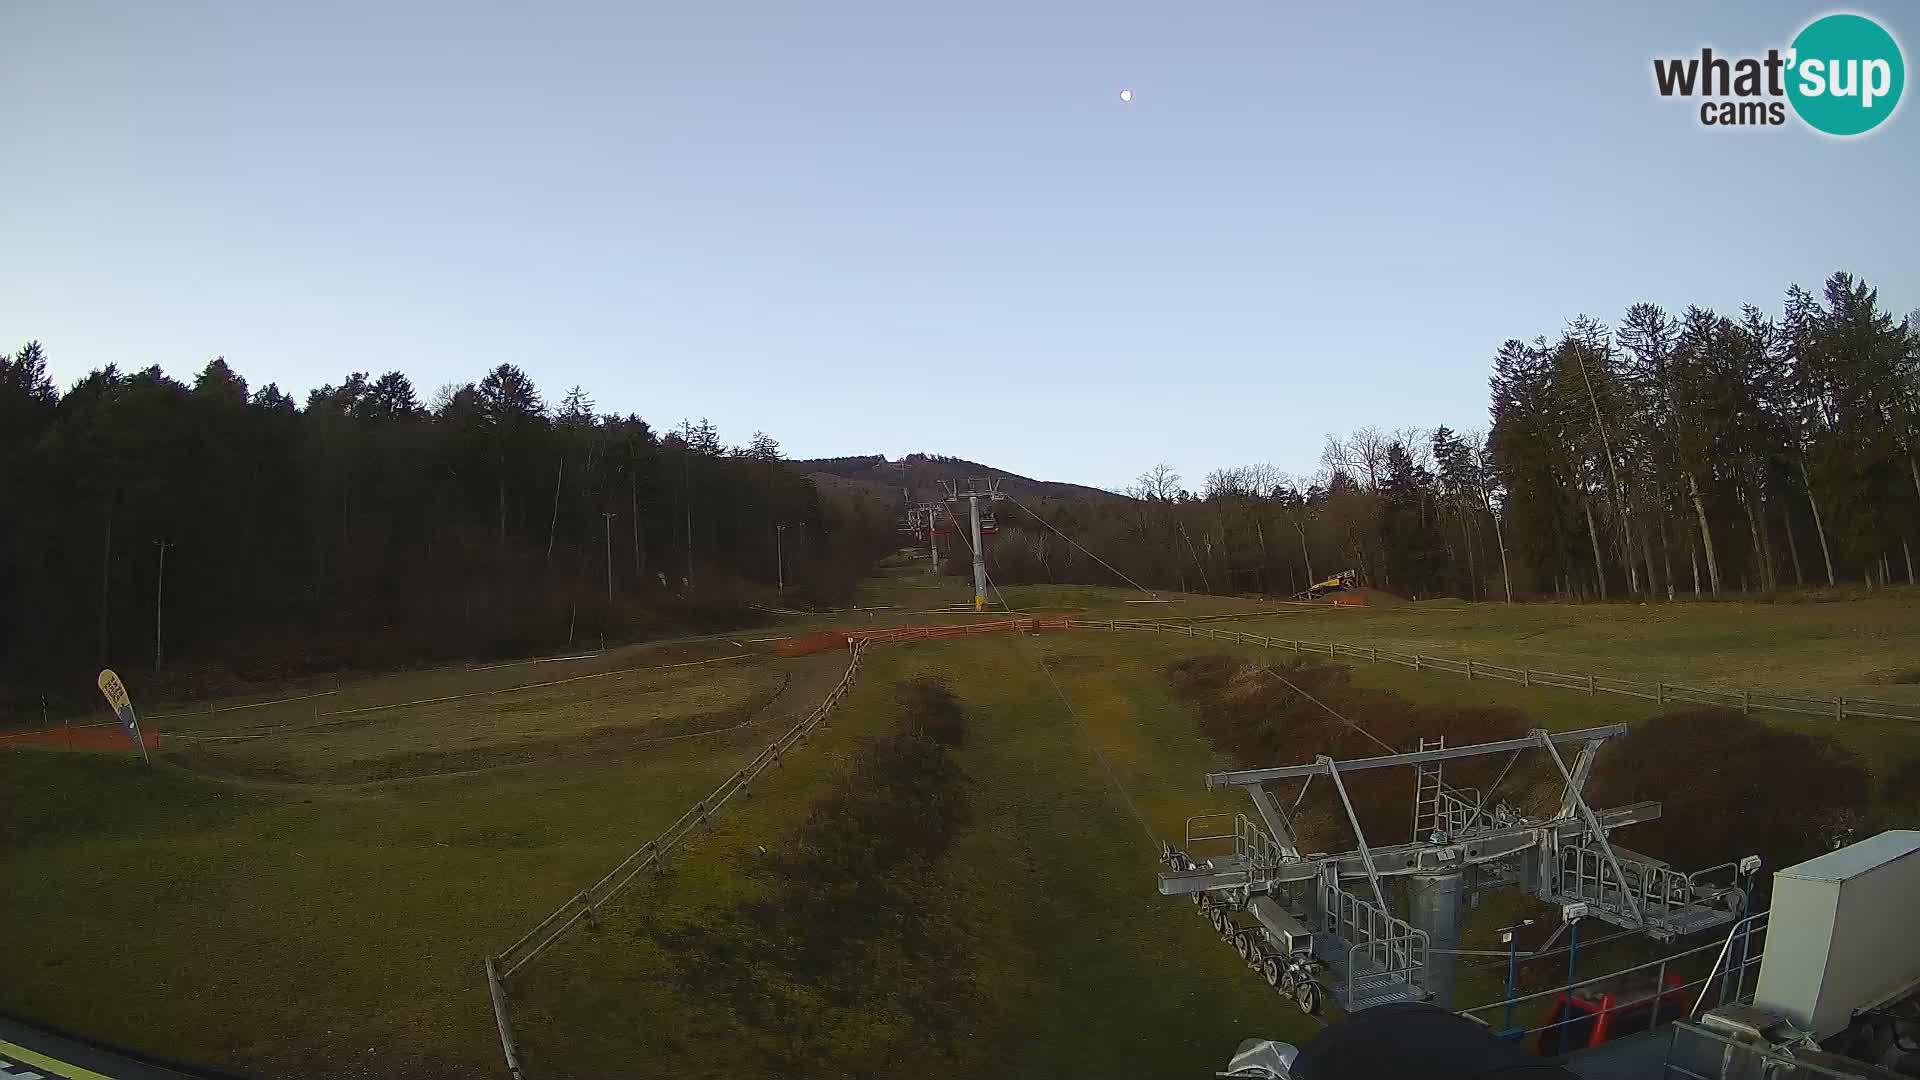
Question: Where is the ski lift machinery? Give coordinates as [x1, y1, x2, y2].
[1159, 726, 1758, 1015]
[941, 478, 1004, 610]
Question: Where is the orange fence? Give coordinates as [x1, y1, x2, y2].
[773, 617, 1078, 656]
[7, 618, 1077, 747]
[0, 722, 157, 751]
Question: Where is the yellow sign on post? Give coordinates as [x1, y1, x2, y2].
[97, 669, 130, 712]
[96, 668, 148, 764]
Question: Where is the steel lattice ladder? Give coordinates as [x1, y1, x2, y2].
[1411, 736, 1446, 841]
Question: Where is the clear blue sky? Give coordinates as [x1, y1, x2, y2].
[4, 1, 1914, 491]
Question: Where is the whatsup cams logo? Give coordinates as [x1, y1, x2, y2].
[1653, 12, 1904, 135]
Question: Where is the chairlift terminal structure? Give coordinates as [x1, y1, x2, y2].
[1159, 724, 1757, 1016]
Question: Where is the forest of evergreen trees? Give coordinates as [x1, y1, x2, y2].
[5, 270, 1913, 711]
[984, 272, 1919, 602]
[0, 354, 898, 711]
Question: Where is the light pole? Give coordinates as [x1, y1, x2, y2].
[600, 511, 617, 652]
[153, 539, 173, 672]
[776, 524, 786, 594]
[1563, 905, 1587, 993]
[601, 512, 616, 607]
[1498, 917, 1535, 1032]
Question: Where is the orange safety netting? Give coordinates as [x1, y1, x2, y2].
[772, 618, 1078, 656]
[0, 723, 160, 751]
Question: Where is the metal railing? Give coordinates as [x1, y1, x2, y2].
[1236, 814, 1287, 869]
[1555, 842, 1743, 934]
[1662, 1019, 1864, 1079]
[1426, 786, 1481, 838]
[1323, 880, 1427, 994]
[1184, 812, 1238, 855]
[491, 639, 870, 980]
[1068, 620, 1920, 726]
[1457, 911, 1769, 1043]
[1183, 813, 1287, 871]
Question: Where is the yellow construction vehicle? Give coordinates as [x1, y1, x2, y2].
[1304, 569, 1357, 599]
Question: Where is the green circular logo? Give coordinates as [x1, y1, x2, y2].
[1787, 13, 1904, 136]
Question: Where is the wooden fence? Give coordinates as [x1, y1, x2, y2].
[484, 639, 871, 1079]
[1070, 619, 1920, 725]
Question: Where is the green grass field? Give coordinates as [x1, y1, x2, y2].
[4, 578, 1917, 1078]
[1232, 592, 1920, 700]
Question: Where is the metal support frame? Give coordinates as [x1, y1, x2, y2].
[942, 478, 1005, 611]
[1537, 730, 1646, 928]
[1207, 724, 1629, 788]
[1319, 755, 1390, 916]
[1245, 783, 1302, 857]
[1456, 748, 1522, 835]
[1553, 737, 1604, 820]
[1166, 715, 1755, 1027]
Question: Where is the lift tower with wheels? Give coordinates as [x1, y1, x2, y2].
[941, 478, 1004, 610]
[1160, 726, 1758, 1017]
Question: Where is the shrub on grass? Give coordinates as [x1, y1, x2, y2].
[894, 675, 966, 747]
[1168, 655, 1540, 850]
[1590, 708, 1869, 875]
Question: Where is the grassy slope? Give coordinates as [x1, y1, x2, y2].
[7, 583, 1917, 1077]
[513, 635, 1318, 1079]
[1233, 594, 1920, 699]
[1160, 619, 1920, 785]
[167, 660, 793, 784]
[0, 652, 847, 1078]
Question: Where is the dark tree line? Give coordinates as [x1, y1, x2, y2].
[0, 351, 896, 711]
[981, 272, 1918, 602]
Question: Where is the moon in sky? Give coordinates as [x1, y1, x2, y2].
[1119, 89, 1133, 103]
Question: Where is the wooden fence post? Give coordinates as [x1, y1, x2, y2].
[1414, 655, 1422, 671]
[1741, 689, 1750, 715]
[1467, 659, 1475, 681]
[1523, 669, 1531, 688]
[1836, 696, 1845, 722]
[1586, 674, 1595, 697]
[1656, 683, 1664, 705]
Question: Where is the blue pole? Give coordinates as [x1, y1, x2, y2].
[1567, 920, 1580, 990]
[1723, 890, 1749, 1004]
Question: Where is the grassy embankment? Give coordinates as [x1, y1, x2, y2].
[6, 581, 1916, 1076]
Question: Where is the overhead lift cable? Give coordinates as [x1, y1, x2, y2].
[999, 490, 1160, 598]
[943, 505, 1160, 849]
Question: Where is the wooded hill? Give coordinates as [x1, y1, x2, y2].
[4, 270, 1911, 709]
[794, 452, 1121, 509]
[0, 357, 898, 713]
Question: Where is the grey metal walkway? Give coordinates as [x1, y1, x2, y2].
[1310, 933, 1425, 1011]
